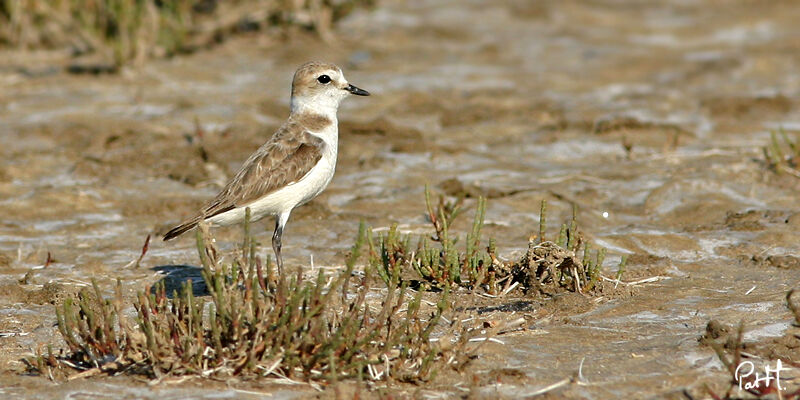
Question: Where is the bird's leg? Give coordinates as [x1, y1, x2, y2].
[272, 219, 284, 276]
[272, 211, 291, 276]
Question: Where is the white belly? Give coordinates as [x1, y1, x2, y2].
[206, 152, 336, 226]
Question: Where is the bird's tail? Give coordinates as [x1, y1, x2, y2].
[163, 218, 200, 241]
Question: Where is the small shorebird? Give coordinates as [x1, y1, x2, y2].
[163, 62, 369, 273]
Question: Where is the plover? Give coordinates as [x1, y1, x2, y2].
[163, 61, 369, 273]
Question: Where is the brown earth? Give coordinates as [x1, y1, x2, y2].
[1, 0, 800, 398]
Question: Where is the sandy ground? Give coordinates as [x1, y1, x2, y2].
[1, 0, 800, 398]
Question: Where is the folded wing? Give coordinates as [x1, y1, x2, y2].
[163, 122, 325, 241]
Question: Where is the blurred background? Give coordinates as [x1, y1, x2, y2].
[0, 0, 374, 69]
[1, 0, 800, 398]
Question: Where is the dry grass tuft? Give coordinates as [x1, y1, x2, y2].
[695, 291, 800, 399]
[29, 209, 477, 383]
[366, 188, 623, 296]
[763, 128, 800, 178]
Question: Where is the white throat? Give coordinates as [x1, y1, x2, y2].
[291, 94, 343, 117]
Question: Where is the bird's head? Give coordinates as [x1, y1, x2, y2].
[290, 61, 370, 114]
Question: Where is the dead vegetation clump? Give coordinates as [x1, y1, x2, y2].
[0, 0, 375, 70]
[693, 290, 800, 399]
[28, 212, 478, 383]
[366, 188, 626, 297]
[27, 189, 626, 385]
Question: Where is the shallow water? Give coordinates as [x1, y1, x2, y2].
[2, 0, 800, 398]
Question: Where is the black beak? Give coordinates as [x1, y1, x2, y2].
[346, 84, 370, 96]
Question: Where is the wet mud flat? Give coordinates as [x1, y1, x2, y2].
[2, 0, 800, 398]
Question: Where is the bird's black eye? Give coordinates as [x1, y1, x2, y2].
[317, 75, 331, 84]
